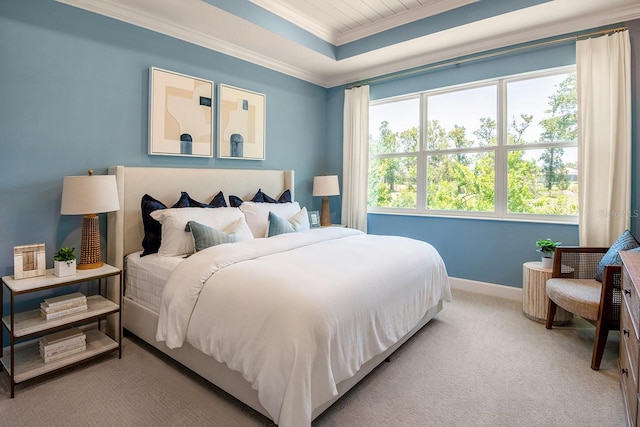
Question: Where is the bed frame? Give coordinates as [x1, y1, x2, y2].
[106, 165, 443, 422]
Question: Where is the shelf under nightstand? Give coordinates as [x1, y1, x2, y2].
[1, 264, 122, 397]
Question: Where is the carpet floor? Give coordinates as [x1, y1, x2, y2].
[0, 289, 626, 426]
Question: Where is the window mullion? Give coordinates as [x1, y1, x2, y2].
[495, 80, 507, 218]
[417, 93, 428, 212]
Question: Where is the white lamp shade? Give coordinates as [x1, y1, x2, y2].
[61, 175, 120, 215]
[313, 175, 340, 197]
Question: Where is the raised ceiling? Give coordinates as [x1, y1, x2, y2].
[58, 0, 640, 87]
[250, 0, 479, 45]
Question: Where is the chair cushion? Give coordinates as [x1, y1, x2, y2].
[546, 278, 602, 321]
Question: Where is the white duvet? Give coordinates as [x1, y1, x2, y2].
[156, 227, 450, 426]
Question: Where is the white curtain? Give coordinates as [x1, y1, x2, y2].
[341, 85, 370, 232]
[577, 30, 631, 246]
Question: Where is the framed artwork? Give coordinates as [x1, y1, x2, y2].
[218, 84, 266, 160]
[14, 243, 46, 279]
[148, 67, 214, 157]
[308, 210, 320, 228]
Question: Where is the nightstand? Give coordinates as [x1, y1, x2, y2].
[522, 261, 573, 325]
[1, 264, 122, 397]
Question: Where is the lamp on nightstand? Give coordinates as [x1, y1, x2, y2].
[61, 170, 120, 270]
[313, 175, 340, 227]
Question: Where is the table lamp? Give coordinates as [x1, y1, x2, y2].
[61, 170, 120, 269]
[313, 175, 340, 227]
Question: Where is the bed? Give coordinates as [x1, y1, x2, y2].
[106, 165, 450, 426]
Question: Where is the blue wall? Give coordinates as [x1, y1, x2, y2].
[0, 0, 328, 318]
[2, 0, 639, 297]
[0, 1, 327, 272]
[327, 23, 640, 287]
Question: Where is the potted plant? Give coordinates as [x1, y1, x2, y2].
[53, 247, 76, 277]
[536, 238, 561, 269]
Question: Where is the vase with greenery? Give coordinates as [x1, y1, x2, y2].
[53, 247, 76, 277]
[536, 238, 561, 268]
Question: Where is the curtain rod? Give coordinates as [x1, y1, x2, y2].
[346, 26, 627, 89]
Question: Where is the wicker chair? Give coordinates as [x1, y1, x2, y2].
[545, 247, 622, 370]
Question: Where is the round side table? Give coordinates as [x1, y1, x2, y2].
[522, 261, 573, 325]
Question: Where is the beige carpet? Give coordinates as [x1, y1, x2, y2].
[0, 289, 626, 426]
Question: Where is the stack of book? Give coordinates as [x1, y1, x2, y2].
[40, 292, 87, 320]
[39, 327, 86, 362]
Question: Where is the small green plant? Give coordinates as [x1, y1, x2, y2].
[54, 247, 76, 265]
[536, 238, 561, 257]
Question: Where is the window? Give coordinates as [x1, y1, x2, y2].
[368, 67, 578, 221]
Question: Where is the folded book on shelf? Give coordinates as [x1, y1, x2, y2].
[42, 292, 86, 308]
[39, 327, 87, 362]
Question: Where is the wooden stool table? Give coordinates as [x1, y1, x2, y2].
[522, 261, 573, 325]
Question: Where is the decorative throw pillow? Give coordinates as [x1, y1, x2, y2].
[596, 230, 640, 281]
[229, 195, 244, 208]
[252, 188, 272, 203]
[229, 189, 291, 207]
[208, 191, 227, 208]
[140, 193, 190, 257]
[183, 191, 227, 208]
[267, 207, 310, 237]
[187, 220, 239, 252]
[151, 207, 248, 256]
[278, 189, 292, 203]
[239, 201, 302, 238]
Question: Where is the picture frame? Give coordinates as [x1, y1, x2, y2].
[14, 243, 46, 279]
[308, 210, 320, 228]
[148, 67, 214, 157]
[217, 84, 266, 160]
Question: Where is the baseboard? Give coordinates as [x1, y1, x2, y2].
[449, 277, 522, 301]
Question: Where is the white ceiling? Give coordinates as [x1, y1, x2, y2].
[58, 0, 640, 88]
[250, 0, 479, 45]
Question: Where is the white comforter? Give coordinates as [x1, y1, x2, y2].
[156, 227, 450, 426]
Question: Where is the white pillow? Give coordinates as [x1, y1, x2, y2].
[150, 207, 249, 256]
[239, 201, 302, 238]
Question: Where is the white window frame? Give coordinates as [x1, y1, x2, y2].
[368, 66, 578, 223]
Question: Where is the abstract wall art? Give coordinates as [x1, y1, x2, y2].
[218, 84, 265, 160]
[148, 67, 214, 157]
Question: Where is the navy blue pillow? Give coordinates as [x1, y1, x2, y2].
[251, 189, 273, 203]
[141, 193, 190, 257]
[229, 195, 244, 208]
[208, 191, 227, 208]
[229, 189, 291, 207]
[595, 230, 640, 281]
[182, 191, 227, 208]
[278, 189, 292, 203]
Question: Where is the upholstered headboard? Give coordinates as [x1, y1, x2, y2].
[106, 165, 294, 270]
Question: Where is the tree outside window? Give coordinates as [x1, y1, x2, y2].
[368, 67, 578, 220]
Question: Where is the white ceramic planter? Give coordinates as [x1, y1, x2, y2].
[541, 256, 554, 269]
[54, 259, 76, 277]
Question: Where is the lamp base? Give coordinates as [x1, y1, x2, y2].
[78, 261, 104, 270]
[320, 196, 331, 227]
[79, 214, 103, 269]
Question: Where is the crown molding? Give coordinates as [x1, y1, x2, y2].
[250, 0, 336, 43]
[57, 0, 640, 89]
[325, 4, 640, 87]
[57, 0, 329, 86]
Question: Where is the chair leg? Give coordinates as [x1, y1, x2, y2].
[591, 318, 610, 371]
[546, 299, 557, 329]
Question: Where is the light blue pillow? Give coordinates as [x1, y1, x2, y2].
[596, 230, 640, 281]
[186, 221, 238, 252]
[267, 208, 309, 237]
